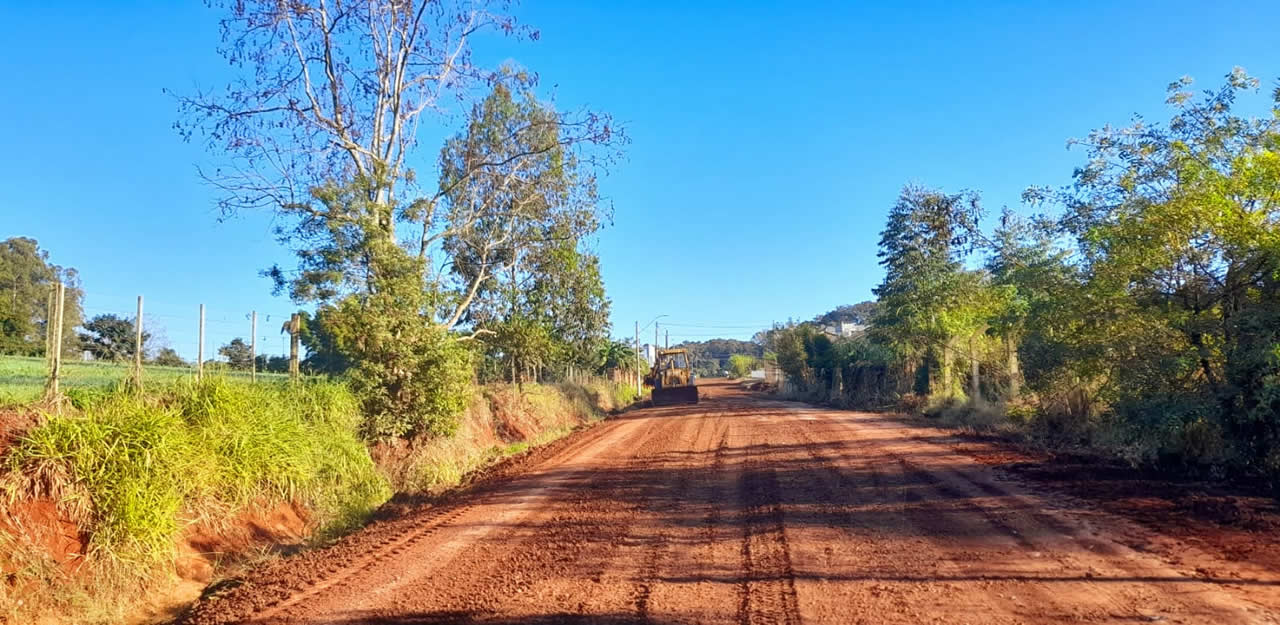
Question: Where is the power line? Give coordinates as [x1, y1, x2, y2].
[661, 321, 773, 329]
[664, 332, 756, 336]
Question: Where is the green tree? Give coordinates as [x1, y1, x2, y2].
[297, 309, 351, 374]
[872, 185, 982, 400]
[0, 237, 83, 356]
[440, 80, 615, 382]
[255, 354, 291, 374]
[488, 314, 555, 384]
[218, 338, 254, 370]
[597, 340, 638, 375]
[180, 4, 621, 438]
[1039, 68, 1280, 468]
[764, 323, 831, 393]
[527, 246, 612, 376]
[728, 354, 758, 378]
[79, 314, 148, 362]
[983, 208, 1076, 399]
[319, 245, 476, 439]
[150, 347, 187, 368]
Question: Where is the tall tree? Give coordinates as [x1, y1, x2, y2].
[983, 208, 1075, 399]
[438, 79, 611, 324]
[218, 338, 254, 370]
[1043, 67, 1280, 463]
[79, 314, 148, 362]
[0, 237, 83, 356]
[440, 81, 614, 380]
[872, 185, 982, 399]
[179, 2, 622, 437]
[177, 0, 533, 218]
[150, 347, 187, 368]
[177, 3, 617, 325]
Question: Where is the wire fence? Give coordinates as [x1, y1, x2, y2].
[1, 286, 305, 404]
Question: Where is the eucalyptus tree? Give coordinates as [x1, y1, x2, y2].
[178, 1, 623, 437]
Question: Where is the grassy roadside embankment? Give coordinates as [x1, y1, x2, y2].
[0, 376, 639, 624]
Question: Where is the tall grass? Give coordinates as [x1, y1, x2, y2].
[1, 378, 389, 623]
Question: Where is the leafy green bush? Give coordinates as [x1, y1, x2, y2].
[310, 246, 477, 440]
[343, 322, 475, 439]
[728, 354, 758, 378]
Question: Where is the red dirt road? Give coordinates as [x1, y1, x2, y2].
[180, 380, 1280, 624]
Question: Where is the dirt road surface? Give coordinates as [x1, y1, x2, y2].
[181, 380, 1280, 625]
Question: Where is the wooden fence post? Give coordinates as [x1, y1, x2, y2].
[44, 283, 65, 402]
[289, 313, 300, 381]
[130, 295, 143, 391]
[44, 288, 54, 370]
[250, 311, 257, 382]
[197, 304, 205, 382]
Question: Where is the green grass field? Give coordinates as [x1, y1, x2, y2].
[0, 355, 290, 405]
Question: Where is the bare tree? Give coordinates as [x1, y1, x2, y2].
[176, 0, 621, 328]
[177, 0, 519, 213]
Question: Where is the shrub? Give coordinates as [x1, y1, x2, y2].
[317, 268, 476, 440]
[728, 354, 758, 378]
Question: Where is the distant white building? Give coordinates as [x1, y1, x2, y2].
[641, 343, 658, 367]
[821, 320, 866, 339]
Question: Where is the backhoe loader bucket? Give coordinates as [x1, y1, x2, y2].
[652, 384, 699, 406]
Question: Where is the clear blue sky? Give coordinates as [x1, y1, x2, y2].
[3, 1, 1279, 357]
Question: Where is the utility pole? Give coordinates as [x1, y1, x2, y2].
[634, 320, 641, 395]
[665, 329, 669, 349]
[654, 322, 659, 355]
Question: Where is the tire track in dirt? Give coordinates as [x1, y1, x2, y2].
[829, 412, 1221, 623]
[770, 409, 1041, 623]
[792, 404, 1276, 624]
[735, 431, 802, 625]
[308, 414, 677, 621]
[639, 405, 740, 625]
[631, 415, 703, 619]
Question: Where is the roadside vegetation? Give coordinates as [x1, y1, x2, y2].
[671, 338, 763, 378]
[0, 375, 633, 623]
[728, 354, 760, 379]
[765, 69, 1280, 488]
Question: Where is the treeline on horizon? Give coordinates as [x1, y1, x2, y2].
[764, 69, 1280, 487]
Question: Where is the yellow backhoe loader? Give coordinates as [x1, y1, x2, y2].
[644, 348, 699, 406]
